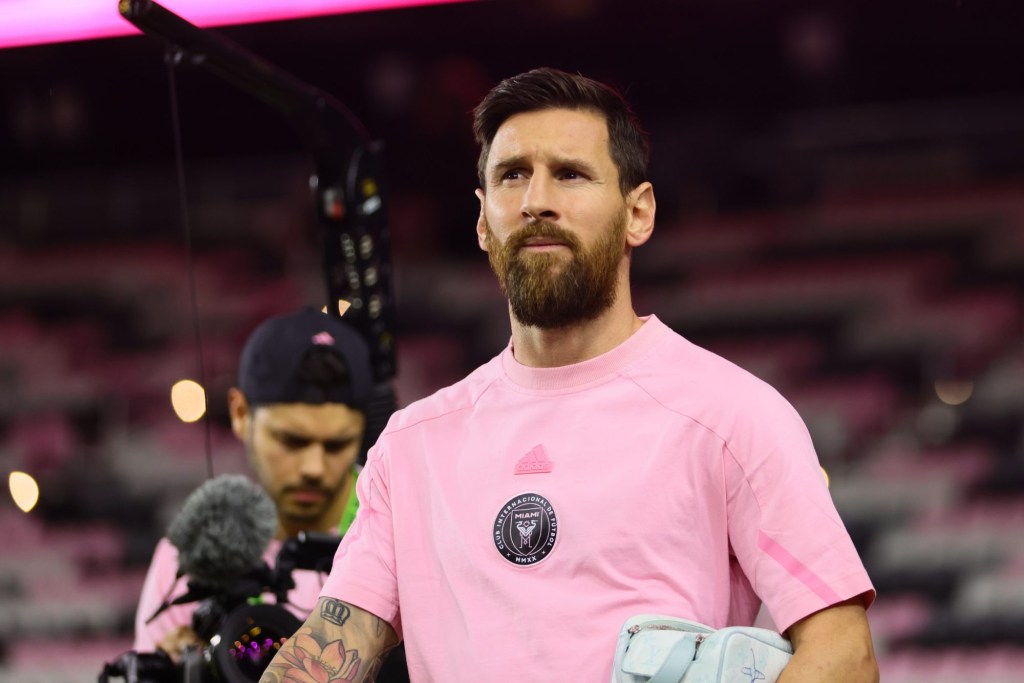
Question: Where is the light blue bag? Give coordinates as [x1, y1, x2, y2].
[612, 614, 793, 683]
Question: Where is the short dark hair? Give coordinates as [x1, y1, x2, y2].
[472, 67, 649, 195]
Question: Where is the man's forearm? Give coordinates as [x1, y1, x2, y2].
[259, 597, 398, 683]
[776, 642, 879, 683]
[777, 598, 879, 683]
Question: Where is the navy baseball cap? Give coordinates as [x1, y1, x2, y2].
[238, 308, 373, 409]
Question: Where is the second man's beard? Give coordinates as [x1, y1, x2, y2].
[485, 214, 626, 329]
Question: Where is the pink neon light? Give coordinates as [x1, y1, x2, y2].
[0, 0, 475, 50]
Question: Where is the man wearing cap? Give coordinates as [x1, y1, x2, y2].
[132, 308, 376, 657]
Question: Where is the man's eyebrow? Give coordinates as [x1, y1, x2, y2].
[555, 157, 601, 178]
[489, 155, 528, 178]
[269, 428, 309, 440]
[489, 155, 601, 178]
[269, 428, 354, 442]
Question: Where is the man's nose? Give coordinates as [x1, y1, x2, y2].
[521, 175, 559, 222]
[299, 446, 326, 480]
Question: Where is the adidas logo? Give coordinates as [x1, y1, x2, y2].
[514, 445, 553, 475]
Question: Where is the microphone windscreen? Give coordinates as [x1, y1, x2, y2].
[167, 474, 277, 588]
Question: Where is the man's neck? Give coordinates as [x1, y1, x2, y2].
[509, 296, 644, 368]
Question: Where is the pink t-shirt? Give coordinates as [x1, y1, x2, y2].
[322, 315, 874, 682]
[134, 537, 330, 652]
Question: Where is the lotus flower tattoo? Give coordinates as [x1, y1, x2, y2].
[271, 627, 362, 682]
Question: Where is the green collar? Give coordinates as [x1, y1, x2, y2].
[338, 466, 360, 536]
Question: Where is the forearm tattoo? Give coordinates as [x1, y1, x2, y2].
[260, 626, 364, 682]
[258, 601, 395, 683]
[321, 598, 352, 627]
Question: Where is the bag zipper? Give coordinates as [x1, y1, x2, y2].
[628, 624, 706, 646]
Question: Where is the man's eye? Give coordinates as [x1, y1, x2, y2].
[278, 435, 311, 450]
[324, 439, 356, 454]
[500, 170, 521, 181]
[560, 169, 583, 180]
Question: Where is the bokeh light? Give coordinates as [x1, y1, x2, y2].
[171, 379, 207, 422]
[9, 471, 40, 513]
[322, 299, 352, 316]
[935, 379, 974, 406]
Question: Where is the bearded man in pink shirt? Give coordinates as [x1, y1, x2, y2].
[259, 68, 879, 683]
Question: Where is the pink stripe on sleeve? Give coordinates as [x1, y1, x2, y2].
[758, 530, 842, 605]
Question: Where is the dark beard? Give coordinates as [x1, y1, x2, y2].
[485, 215, 626, 329]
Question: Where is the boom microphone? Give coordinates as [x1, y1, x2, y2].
[167, 474, 276, 591]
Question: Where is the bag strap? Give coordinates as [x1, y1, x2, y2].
[647, 636, 698, 683]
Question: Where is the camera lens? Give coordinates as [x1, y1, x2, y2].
[209, 604, 302, 681]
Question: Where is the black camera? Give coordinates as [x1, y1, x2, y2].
[99, 531, 340, 683]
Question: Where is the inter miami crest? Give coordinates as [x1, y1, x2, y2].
[493, 492, 558, 565]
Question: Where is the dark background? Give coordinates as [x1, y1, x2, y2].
[2, 1, 1024, 681]
[5, 0, 1024, 220]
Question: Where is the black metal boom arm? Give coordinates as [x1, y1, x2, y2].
[119, 0, 396, 384]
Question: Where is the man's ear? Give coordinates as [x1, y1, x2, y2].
[227, 387, 250, 440]
[475, 188, 490, 252]
[625, 182, 656, 248]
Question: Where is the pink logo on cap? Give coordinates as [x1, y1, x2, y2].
[311, 331, 335, 346]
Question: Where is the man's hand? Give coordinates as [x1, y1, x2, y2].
[259, 597, 398, 683]
[155, 625, 205, 665]
[778, 595, 878, 683]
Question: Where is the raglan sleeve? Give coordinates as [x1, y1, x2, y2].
[724, 389, 876, 633]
